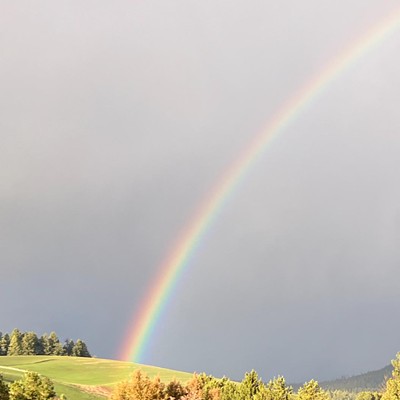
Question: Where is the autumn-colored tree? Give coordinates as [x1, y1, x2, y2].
[110, 370, 165, 400]
[165, 380, 187, 400]
[183, 374, 204, 400]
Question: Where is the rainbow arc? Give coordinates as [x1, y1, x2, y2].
[120, 7, 400, 363]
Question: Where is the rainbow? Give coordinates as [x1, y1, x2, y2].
[120, 8, 400, 363]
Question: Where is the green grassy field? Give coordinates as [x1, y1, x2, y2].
[0, 356, 193, 400]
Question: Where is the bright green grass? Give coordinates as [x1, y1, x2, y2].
[0, 356, 193, 400]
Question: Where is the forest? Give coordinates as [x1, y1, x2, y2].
[0, 329, 91, 357]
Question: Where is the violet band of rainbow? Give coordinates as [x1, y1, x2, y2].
[120, 7, 400, 364]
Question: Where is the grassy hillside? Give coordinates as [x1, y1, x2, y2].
[0, 356, 193, 400]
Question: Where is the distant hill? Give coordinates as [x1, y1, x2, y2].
[319, 364, 393, 392]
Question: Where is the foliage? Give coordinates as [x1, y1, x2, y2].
[355, 392, 382, 400]
[381, 353, 400, 400]
[110, 370, 166, 400]
[8, 371, 56, 400]
[71, 340, 91, 358]
[262, 376, 293, 400]
[0, 335, 10, 356]
[238, 371, 263, 400]
[0, 330, 90, 358]
[0, 375, 9, 400]
[8, 330, 23, 356]
[297, 380, 329, 400]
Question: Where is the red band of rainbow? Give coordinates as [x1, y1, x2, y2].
[120, 7, 400, 364]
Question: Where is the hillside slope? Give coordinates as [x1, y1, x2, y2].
[320, 365, 392, 392]
[0, 356, 193, 400]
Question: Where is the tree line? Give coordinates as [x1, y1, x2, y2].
[109, 352, 400, 400]
[0, 329, 91, 357]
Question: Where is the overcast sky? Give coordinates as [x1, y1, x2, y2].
[1, 1, 400, 383]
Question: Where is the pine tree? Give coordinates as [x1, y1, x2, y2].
[7, 329, 23, 356]
[258, 377, 292, 400]
[0, 334, 9, 356]
[63, 339, 74, 356]
[21, 332, 40, 355]
[71, 340, 90, 357]
[297, 380, 329, 400]
[48, 332, 65, 356]
[382, 353, 400, 400]
[238, 370, 263, 400]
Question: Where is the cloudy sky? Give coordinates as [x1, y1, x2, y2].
[1, 0, 400, 383]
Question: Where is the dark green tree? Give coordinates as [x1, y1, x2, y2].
[71, 340, 90, 357]
[63, 340, 74, 356]
[48, 332, 65, 356]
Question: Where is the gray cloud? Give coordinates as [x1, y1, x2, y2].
[1, 0, 400, 383]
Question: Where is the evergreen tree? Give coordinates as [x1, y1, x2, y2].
[39, 332, 65, 356]
[258, 377, 292, 400]
[238, 370, 263, 400]
[7, 329, 23, 356]
[0, 375, 9, 400]
[63, 340, 74, 356]
[71, 340, 90, 357]
[382, 353, 400, 400]
[0, 334, 9, 356]
[48, 332, 65, 356]
[8, 372, 56, 400]
[219, 378, 239, 400]
[297, 381, 329, 400]
[21, 332, 40, 356]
